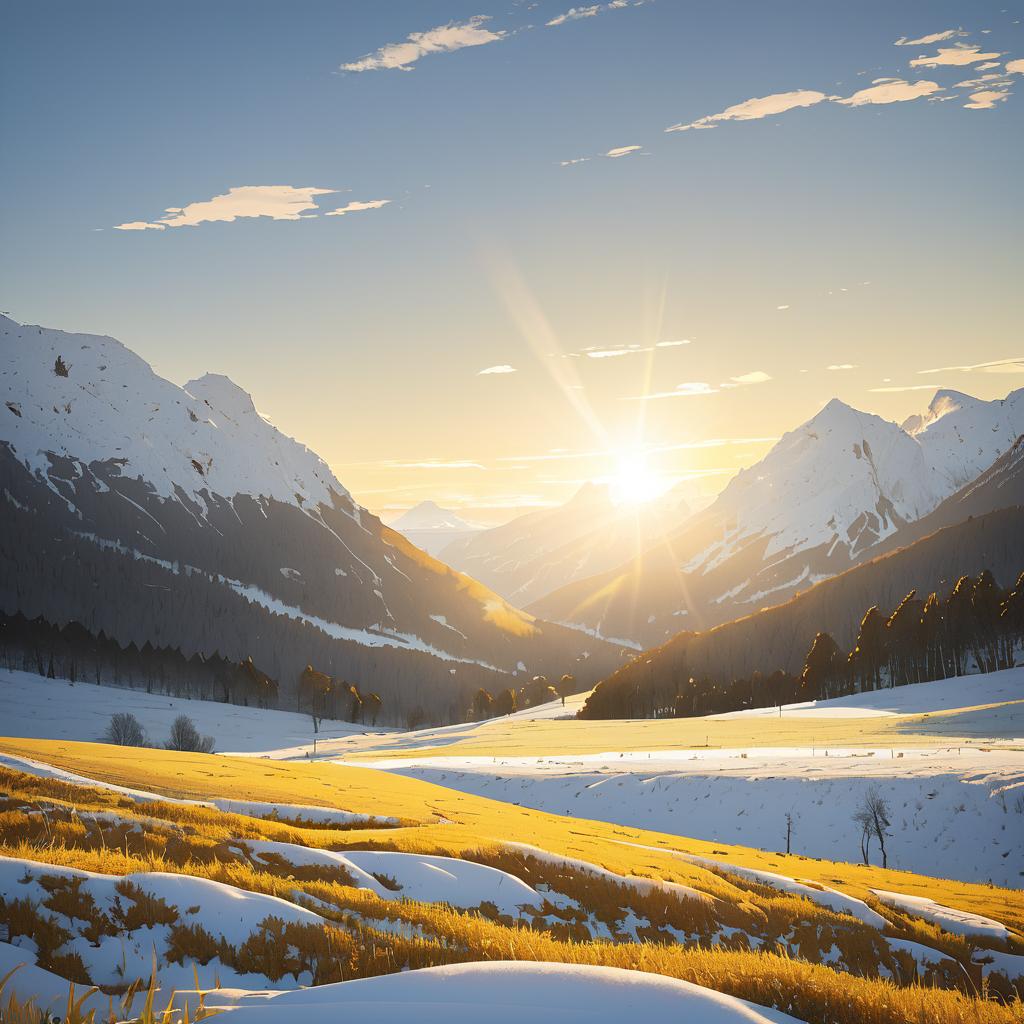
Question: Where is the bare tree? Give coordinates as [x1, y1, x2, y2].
[104, 712, 146, 747]
[165, 714, 215, 753]
[853, 786, 892, 867]
[784, 812, 794, 855]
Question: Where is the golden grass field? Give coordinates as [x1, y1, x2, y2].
[323, 696, 1024, 761]
[1, 736, 1023, 1024]
[2, 735, 1021, 932]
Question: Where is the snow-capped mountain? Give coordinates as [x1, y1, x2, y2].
[905, 388, 1024, 494]
[530, 389, 1024, 647]
[441, 482, 691, 611]
[390, 501, 481, 556]
[0, 316, 621, 716]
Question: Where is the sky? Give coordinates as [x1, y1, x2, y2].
[2, 1, 1023, 522]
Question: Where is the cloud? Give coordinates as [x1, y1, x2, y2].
[496, 435, 776, 464]
[341, 16, 505, 72]
[730, 370, 772, 384]
[776, 304, 790, 311]
[546, 0, 631, 28]
[964, 89, 1010, 109]
[836, 78, 942, 105]
[827, 363, 857, 370]
[869, 384, 946, 392]
[113, 221, 166, 231]
[390, 460, 486, 469]
[547, 4, 601, 24]
[626, 381, 718, 400]
[560, 157, 591, 166]
[113, 185, 336, 231]
[605, 145, 642, 158]
[478, 364, 517, 374]
[1007, 59, 1024, 74]
[324, 199, 391, 216]
[909, 44, 1002, 68]
[585, 347, 640, 359]
[576, 340, 689, 359]
[918, 356, 1024, 374]
[667, 89, 828, 132]
[895, 29, 966, 46]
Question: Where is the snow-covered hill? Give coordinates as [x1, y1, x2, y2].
[442, 482, 691, 608]
[532, 389, 1024, 646]
[382, 670, 1024, 887]
[0, 317, 622, 715]
[389, 500, 482, 556]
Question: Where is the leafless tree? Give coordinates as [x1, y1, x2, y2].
[104, 712, 146, 747]
[165, 714, 215, 753]
[853, 786, 892, 867]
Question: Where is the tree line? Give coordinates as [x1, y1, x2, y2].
[580, 568, 1024, 719]
[468, 673, 577, 721]
[297, 664, 383, 730]
[0, 610, 278, 709]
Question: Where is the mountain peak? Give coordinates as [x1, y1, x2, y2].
[184, 373, 259, 421]
[902, 388, 982, 436]
[392, 500, 474, 532]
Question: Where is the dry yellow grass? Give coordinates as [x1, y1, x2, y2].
[328, 698, 1024, 760]
[2, 739, 1024, 1023]
[2, 736, 1021, 936]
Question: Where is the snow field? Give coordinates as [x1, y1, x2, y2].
[0, 667, 382, 753]
[182, 961, 808, 1024]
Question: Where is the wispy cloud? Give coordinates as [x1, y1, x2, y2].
[918, 356, 1024, 374]
[341, 16, 505, 72]
[666, 89, 828, 133]
[546, 0, 633, 28]
[605, 144, 643, 158]
[478, 364, 518, 374]
[909, 44, 1001, 68]
[626, 381, 718, 400]
[837, 78, 942, 105]
[325, 199, 391, 216]
[114, 185, 335, 231]
[1007, 59, 1024, 74]
[389, 460, 486, 469]
[574, 339, 690, 359]
[827, 363, 858, 370]
[869, 384, 946, 392]
[560, 157, 591, 166]
[729, 370, 772, 385]
[495, 435, 777, 462]
[895, 29, 966, 47]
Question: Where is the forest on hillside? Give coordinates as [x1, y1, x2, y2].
[580, 568, 1024, 719]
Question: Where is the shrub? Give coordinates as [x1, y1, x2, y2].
[104, 713, 146, 747]
[165, 715, 215, 754]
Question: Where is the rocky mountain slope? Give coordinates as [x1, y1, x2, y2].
[0, 316, 621, 720]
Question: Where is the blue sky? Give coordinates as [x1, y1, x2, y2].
[2, 1, 1022, 516]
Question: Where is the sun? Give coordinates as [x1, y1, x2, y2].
[608, 452, 668, 506]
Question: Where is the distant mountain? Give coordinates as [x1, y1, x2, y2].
[0, 317, 622, 721]
[530, 389, 1024, 647]
[390, 501, 481, 557]
[440, 482, 691, 616]
[581, 502, 1024, 707]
